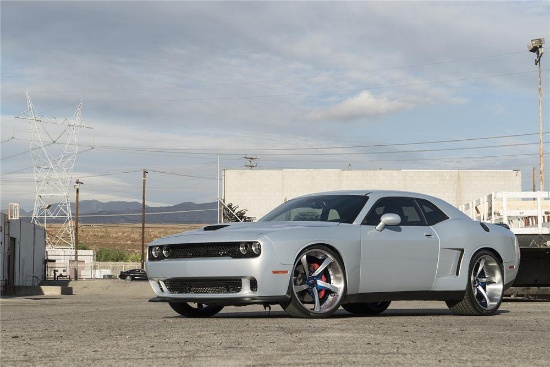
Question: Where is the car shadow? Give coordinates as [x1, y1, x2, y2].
[165, 307, 509, 319]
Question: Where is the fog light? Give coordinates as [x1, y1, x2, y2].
[162, 247, 171, 258]
[251, 242, 261, 255]
[151, 246, 161, 259]
[239, 243, 249, 255]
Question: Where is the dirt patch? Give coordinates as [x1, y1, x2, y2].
[46, 223, 205, 253]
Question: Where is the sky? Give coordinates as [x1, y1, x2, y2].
[1, 0, 549, 212]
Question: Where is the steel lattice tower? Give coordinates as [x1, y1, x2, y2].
[21, 92, 87, 248]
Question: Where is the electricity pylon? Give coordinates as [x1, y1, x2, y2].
[20, 92, 87, 248]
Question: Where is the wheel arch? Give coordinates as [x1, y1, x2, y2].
[296, 242, 348, 274]
[471, 246, 504, 266]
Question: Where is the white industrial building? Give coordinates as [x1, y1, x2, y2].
[223, 169, 522, 220]
[1, 212, 46, 294]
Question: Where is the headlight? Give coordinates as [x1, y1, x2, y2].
[237, 242, 261, 257]
[162, 247, 171, 258]
[151, 246, 161, 259]
[239, 243, 249, 255]
[251, 242, 261, 255]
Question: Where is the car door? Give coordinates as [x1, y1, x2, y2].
[359, 197, 439, 293]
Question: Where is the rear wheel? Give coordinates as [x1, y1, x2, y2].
[446, 250, 504, 316]
[282, 245, 346, 318]
[169, 302, 224, 318]
[342, 301, 391, 315]
[125, 275, 132, 281]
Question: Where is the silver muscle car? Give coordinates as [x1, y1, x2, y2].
[146, 191, 520, 318]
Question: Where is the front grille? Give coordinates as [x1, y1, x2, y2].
[163, 279, 243, 294]
[171, 243, 241, 258]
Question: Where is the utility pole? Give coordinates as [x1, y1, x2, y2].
[74, 179, 83, 280]
[141, 169, 148, 269]
[529, 38, 545, 191]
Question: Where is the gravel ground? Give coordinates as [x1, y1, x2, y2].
[1, 281, 548, 366]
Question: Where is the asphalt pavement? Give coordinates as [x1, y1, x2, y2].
[1, 280, 548, 366]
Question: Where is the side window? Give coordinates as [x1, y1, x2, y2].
[416, 199, 449, 225]
[363, 197, 427, 226]
[327, 209, 340, 221]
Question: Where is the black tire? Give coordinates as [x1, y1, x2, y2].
[125, 275, 132, 281]
[169, 302, 224, 318]
[446, 250, 504, 316]
[282, 245, 346, 318]
[342, 301, 391, 315]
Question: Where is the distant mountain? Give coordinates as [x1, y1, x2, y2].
[9, 200, 218, 224]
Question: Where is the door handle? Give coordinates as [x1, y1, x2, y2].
[424, 233, 434, 238]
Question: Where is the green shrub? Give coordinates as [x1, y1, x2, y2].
[126, 253, 142, 263]
[78, 243, 91, 250]
[95, 248, 127, 262]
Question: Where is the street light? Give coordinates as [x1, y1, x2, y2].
[528, 38, 545, 191]
[74, 179, 83, 280]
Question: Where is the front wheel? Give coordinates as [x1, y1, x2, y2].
[169, 302, 224, 318]
[282, 245, 346, 318]
[125, 275, 132, 281]
[342, 301, 391, 315]
[446, 250, 504, 316]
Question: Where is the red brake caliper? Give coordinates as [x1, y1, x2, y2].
[310, 263, 328, 298]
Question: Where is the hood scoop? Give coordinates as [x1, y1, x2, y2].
[203, 224, 230, 231]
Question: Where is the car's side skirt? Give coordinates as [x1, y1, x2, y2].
[343, 291, 465, 303]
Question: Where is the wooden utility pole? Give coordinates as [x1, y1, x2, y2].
[537, 54, 544, 191]
[529, 38, 545, 191]
[141, 169, 148, 269]
[74, 179, 83, 280]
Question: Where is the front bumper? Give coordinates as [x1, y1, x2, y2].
[145, 241, 293, 305]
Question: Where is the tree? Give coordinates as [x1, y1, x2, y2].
[223, 203, 253, 222]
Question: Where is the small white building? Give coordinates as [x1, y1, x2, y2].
[1, 212, 46, 293]
[46, 248, 95, 280]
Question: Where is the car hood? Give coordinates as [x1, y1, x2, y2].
[149, 221, 341, 245]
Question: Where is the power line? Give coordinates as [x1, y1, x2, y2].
[83, 69, 546, 103]
[4, 51, 525, 95]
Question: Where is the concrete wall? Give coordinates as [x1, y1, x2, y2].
[1, 213, 46, 289]
[223, 169, 522, 220]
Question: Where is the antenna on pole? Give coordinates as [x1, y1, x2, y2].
[244, 156, 258, 169]
[19, 92, 88, 248]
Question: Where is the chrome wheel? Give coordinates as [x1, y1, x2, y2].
[446, 250, 503, 316]
[470, 254, 503, 311]
[282, 246, 346, 318]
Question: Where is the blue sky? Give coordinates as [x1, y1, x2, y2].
[1, 0, 549, 211]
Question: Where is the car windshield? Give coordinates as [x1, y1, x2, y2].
[260, 195, 368, 224]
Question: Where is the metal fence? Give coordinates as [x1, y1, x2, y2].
[92, 262, 142, 279]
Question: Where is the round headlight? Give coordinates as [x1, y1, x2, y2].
[239, 243, 249, 255]
[251, 242, 261, 255]
[162, 247, 171, 258]
[151, 246, 161, 259]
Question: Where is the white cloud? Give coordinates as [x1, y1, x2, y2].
[306, 91, 415, 122]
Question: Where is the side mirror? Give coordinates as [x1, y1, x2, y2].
[375, 213, 401, 232]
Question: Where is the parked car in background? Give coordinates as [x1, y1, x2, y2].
[119, 268, 148, 281]
[146, 190, 520, 318]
